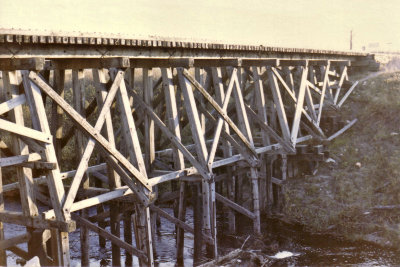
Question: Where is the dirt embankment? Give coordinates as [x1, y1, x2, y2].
[284, 69, 400, 248]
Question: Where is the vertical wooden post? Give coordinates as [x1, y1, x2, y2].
[114, 76, 154, 267]
[93, 68, 121, 267]
[0, 155, 6, 266]
[278, 154, 288, 211]
[161, 68, 186, 262]
[3, 71, 39, 218]
[51, 70, 65, 162]
[124, 206, 133, 267]
[72, 69, 89, 266]
[265, 155, 274, 214]
[211, 67, 236, 234]
[192, 182, 203, 266]
[4, 71, 40, 262]
[22, 71, 71, 266]
[178, 68, 217, 258]
[143, 68, 155, 171]
[231, 69, 261, 234]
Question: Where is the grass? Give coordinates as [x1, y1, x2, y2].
[284, 71, 400, 248]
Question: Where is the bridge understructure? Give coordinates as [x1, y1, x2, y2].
[0, 33, 364, 267]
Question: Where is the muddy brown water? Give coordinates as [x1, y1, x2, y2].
[4, 202, 400, 266]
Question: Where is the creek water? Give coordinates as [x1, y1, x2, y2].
[4, 203, 400, 266]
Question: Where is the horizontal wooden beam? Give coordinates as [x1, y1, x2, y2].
[330, 60, 351, 66]
[130, 58, 193, 68]
[193, 58, 241, 67]
[279, 59, 308, 66]
[308, 59, 329, 66]
[0, 118, 52, 143]
[0, 58, 45, 70]
[44, 186, 133, 219]
[0, 211, 75, 232]
[0, 233, 31, 250]
[0, 94, 26, 115]
[215, 193, 256, 219]
[327, 118, 357, 141]
[0, 153, 41, 167]
[45, 57, 130, 69]
[241, 58, 279, 67]
[150, 205, 214, 245]
[72, 214, 148, 261]
[20, 161, 57, 170]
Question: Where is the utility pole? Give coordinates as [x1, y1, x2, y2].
[350, 30, 353, 50]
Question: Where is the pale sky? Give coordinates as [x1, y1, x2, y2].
[1, 0, 399, 51]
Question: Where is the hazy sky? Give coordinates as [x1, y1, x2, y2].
[1, 0, 399, 51]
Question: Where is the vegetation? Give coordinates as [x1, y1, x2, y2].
[284, 71, 400, 248]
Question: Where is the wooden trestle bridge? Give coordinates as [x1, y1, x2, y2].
[0, 30, 372, 266]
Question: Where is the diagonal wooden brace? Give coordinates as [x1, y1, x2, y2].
[181, 69, 257, 158]
[28, 71, 152, 192]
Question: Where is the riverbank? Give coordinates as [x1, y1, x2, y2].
[284, 70, 400, 249]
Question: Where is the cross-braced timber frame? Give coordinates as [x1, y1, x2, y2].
[0, 44, 363, 267]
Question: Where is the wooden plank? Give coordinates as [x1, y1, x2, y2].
[182, 69, 257, 157]
[0, 153, 41, 167]
[94, 68, 122, 266]
[0, 58, 44, 71]
[252, 66, 270, 146]
[0, 233, 31, 250]
[337, 81, 359, 108]
[161, 67, 186, 260]
[28, 71, 152, 191]
[144, 68, 155, 171]
[8, 246, 29, 260]
[0, 153, 5, 265]
[129, 88, 211, 181]
[193, 58, 241, 67]
[0, 211, 75, 232]
[130, 58, 193, 68]
[317, 63, 331, 125]
[307, 80, 322, 94]
[305, 85, 317, 121]
[271, 68, 325, 137]
[242, 58, 278, 67]
[51, 69, 65, 161]
[20, 161, 56, 170]
[196, 104, 257, 167]
[207, 68, 237, 166]
[330, 60, 351, 66]
[45, 186, 132, 219]
[327, 118, 357, 141]
[279, 59, 308, 66]
[45, 57, 130, 70]
[62, 70, 123, 212]
[178, 69, 209, 167]
[334, 66, 348, 104]
[0, 118, 52, 143]
[290, 66, 308, 145]
[162, 68, 185, 169]
[245, 105, 294, 152]
[149, 205, 214, 245]
[72, 69, 89, 267]
[308, 60, 329, 66]
[178, 68, 217, 257]
[3, 71, 39, 225]
[267, 67, 291, 141]
[215, 193, 255, 219]
[21, 71, 68, 222]
[0, 94, 26, 115]
[72, 214, 148, 261]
